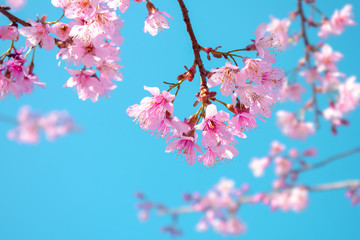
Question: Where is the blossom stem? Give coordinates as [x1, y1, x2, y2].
[157, 179, 360, 215]
[298, 0, 320, 128]
[0, 6, 31, 26]
[177, 0, 208, 89]
[292, 146, 360, 174]
[0, 40, 14, 60]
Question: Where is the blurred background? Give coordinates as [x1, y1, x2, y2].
[0, 0, 359, 239]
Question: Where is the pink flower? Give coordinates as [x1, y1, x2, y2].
[198, 145, 239, 167]
[62, 0, 99, 20]
[229, 111, 257, 133]
[19, 17, 55, 50]
[208, 62, 239, 96]
[0, 25, 19, 40]
[6, 0, 26, 10]
[165, 133, 202, 165]
[319, 4, 356, 38]
[107, 0, 130, 13]
[269, 140, 285, 156]
[7, 106, 40, 144]
[246, 22, 281, 63]
[274, 156, 292, 176]
[276, 110, 315, 140]
[299, 68, 322, 84]
[63, 68, 105, 102]
[288, 187, 309, 211]
[127, 86, 175, 132]
[144, 1, 173, 36]
[212, 218, 246, 236]
[267, 16, 291, 48]
[280, 81, 306, 103]
[52, 22, 70, 41]
[7, 106, 76, 144]
[238, 58, 270, 84]
[195, 104, 234, 148]
[313, 44, 343, 72]
[249, 157, 270, 177]
[336, 76, 360, 113]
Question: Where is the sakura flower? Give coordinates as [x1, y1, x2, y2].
[269, 140, 285, 156]
[276, 110, 315, 140]
[246, 22, 281, 63]
[208, 62, 240, 96]
[212, 217, 246, 236]
[330, 4, 356, 35]
[336, 76, 360, 113]
[52, 22, 70, 41]
[198, 144, 239, 167]
[127, 86, 175, 132]
[63, 68, 105, 102]
[229, 111, 257, 133]
[267, 16, 291, 48]
[299, 68, 322, 83]
[0, 25, 19, 40]
[144, 1, 173, 36]
[319, 4, 356, 38]
[280, 81, 306, 103]
[19, 17, 55, 50]
[107, 0, 130, 13]
[249, 157, 270, 177]
[6, 0, 26, 9]
[313, 44, 343, 72]
[7, 106, 40, 144]
[288, 187, 309, 211]
[238, 58, 270, 84]
[165, 132, 202, 165]
[7, 106, 76, 144]
[195, 104, 234, 148]
[274, 156, 292, 176]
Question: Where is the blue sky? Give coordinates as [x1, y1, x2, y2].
[0, 0, 359, 239]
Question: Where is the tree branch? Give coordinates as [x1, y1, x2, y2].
[0, 6, 31, 26]
[176, 0, 207, 89]
[158, 179, 360, 215]
[292, 146, 360, 173]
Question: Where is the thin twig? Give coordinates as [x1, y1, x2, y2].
[177, 0, 207, 89]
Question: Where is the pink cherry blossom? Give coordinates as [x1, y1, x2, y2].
[267, 16, 291, 48]
[195, 104, 234, 148]
[208, 62, 239, 96]
[19, 17, 55, 50]
[165, 133, 202, 165]
[6, 0, 26, 10]
[336, 76, 360, 113]
[0, 25, 19, 40]
[280, 81, 306, 103]
[313, 44, 343, 72]
[246, 22, 281, 63]
[319, 4, 356, 38]
[63, 68, 105, 102]
[274, 156, 292, 176]
[276, 110, 315, 140]
[269, 140, 285, 156]
[127, 86, 175, 132]
[144, 1, 173, 36]
[7, 106, 76, 144]
[249, 157, 270, 177]
[299, 68, 322, 83]
[52, 22, 70, 41]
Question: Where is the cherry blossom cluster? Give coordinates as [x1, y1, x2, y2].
[267, 1, 358, 139]
[0, 0, 173, 101]
[135, 141, 360, 237]
[127, 22, 285, 167]
[6, 105, 77, 144]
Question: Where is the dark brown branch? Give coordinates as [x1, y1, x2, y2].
[297, 0, 320, 128]
[293, 146, 360, 174]
[159, 180, 360, 215]
[0, 6, 31, 26]
[177, 0, 207, 89]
